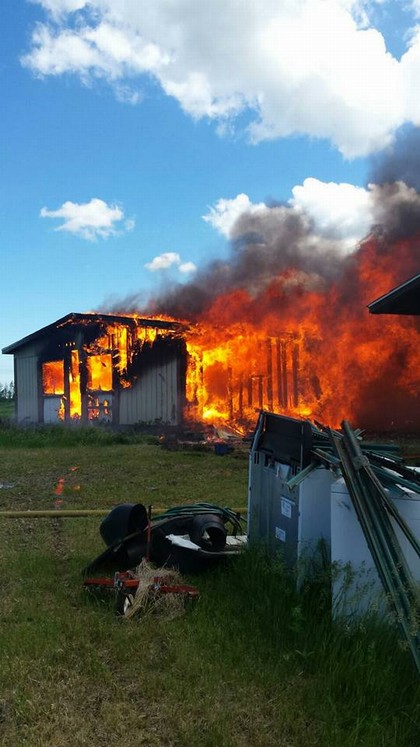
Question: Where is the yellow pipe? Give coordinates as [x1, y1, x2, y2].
[0, 507, 247, 519]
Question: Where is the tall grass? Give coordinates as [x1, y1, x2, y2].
[1, 428, 419, 744]
[0, 421, 159, 448]
[187, 548, 420, 745]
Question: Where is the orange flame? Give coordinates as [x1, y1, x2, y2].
[182, 238, 420, 432]
[42, 361, 64, 395]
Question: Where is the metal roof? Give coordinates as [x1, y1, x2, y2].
[2, 312, 184, 354]
[368, 274, 420, 315]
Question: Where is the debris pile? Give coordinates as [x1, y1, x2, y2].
[83, 502, 246, 577]
[248, 411, 420, 673]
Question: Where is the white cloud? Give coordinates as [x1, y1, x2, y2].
[34, 0, 87, 17]
[145, 252, 181, 271]
[21, 0, 420, 156]
[204, 178, 375, 251]
[179, 261, 197, 274]
[40, 197, 133, 240]
[203, 194, 267, 238]
[290, 177, 372, 246]
[145, 252, 197, 274]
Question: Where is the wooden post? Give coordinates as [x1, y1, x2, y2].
[257, 375, 263, 409]
[276, 338, 283, 408]
[238, 376, 243, 419]
[227, 366, 233, 421]
[63, 347, 71, 422]
[292, 341, 299, 407]
[247, 376, 253, 408]
[281, 342, 288, 408]
[266, 338, 273, 411]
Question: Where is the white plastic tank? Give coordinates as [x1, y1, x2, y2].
[331, 477, 420, 617]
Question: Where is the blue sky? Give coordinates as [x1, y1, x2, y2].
[1, 0, 419, 382]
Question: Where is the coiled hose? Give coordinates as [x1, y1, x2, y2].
[152, 502, 245, 535]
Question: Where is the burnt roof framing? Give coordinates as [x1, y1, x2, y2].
[2, 312, 184, 355]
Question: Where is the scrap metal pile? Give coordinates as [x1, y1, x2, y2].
[300, 419, 420, 672]
[248, 410, 420, 672]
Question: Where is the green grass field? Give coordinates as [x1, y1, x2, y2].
[1, 427, 419, 746]
[0, 399, 15, 420]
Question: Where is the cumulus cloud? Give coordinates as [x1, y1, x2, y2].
[40, 197, 133, 240]
[204, 178, 375, 253]
[203, 194, 267, 237]
[290, 177, 373, 247]
[145, 252, 181, 271]
[179, 261, 197, 274]
[34, 0, 87, 17]
[145, 252, 197, 274]
[21, 0, 420, 157]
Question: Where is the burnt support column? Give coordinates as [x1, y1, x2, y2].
[238, 376, 243, 419]
[63, 347, 71, 422]
[257, 375, 263, 409]
[227, 366, 233, 421]
[111, 349, 120, 426]
[79, 349, 88, 424]
[266, 338, 273, 411]
[276, 338, 283, 408]
[281, 342, 288, 408]
[292, 341, 299, 407]
[247, 376, 253, 408]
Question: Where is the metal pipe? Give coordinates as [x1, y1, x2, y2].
[0, 510, 108, 518]
[0, 506, 248, 519]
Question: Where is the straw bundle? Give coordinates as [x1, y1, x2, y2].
[123, 559, 188, 621]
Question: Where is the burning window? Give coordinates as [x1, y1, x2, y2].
[42, 360, 64, 395]
[86, 354, 112, 391]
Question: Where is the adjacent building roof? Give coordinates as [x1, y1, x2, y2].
[2, 312, 183, 354]
[368, 274, 420, 316]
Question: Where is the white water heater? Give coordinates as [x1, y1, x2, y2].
[331, 477, 420, 616]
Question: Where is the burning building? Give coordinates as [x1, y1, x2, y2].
[3, 189, 420, 433]
[2, 313, 186, 425]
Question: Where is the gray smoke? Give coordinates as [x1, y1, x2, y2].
[142, 206, 355, 319]
[107, 128, 420, 320]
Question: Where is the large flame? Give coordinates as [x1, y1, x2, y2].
[183, 237, 419, 431]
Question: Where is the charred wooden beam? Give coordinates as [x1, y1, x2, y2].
[227, 366, 234, 421]
[281, 341, 288, 407]
[266, 338, 273, 411]
[247, 376, 253, 408]
[292, 341, 299, 407]
[238, 375, 243, 419]
[63, 347, 71, 422]
[257, 375, 263, 409]
[275, 338, 283, 408]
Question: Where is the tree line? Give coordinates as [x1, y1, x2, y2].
[0, 382, 15, 400]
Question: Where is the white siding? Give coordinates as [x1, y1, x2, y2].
[44, 397, 63, 423]
[15, 355, 39, 423]
[119, 358, 181, 425]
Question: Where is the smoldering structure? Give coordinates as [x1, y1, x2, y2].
[2, 313, 187, 425]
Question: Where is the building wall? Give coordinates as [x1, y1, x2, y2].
[15, 352, 40, 423]
[119, 357, 182, 425]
